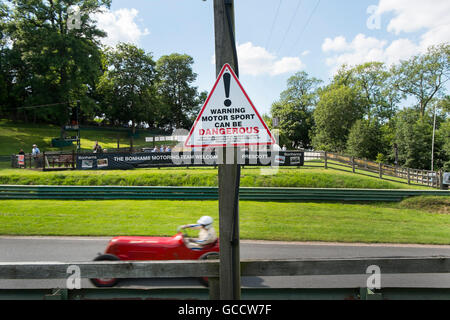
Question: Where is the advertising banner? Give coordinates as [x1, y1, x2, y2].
[76, 151, 304, 170]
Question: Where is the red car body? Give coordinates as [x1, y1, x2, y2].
[90, 232, 219, 287]
[105, 232, 219, 260]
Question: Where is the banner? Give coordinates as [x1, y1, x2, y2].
[76, 151, 304, 170]
[17, 155, 25, 166]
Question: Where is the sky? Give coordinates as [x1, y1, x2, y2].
[92, 0, 450, 116]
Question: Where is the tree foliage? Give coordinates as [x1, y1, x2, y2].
[5, 0, 111, 124]
[97, 43, 158, 132]
[270, 71, 321, 148]
[391, 44, 450, 117]
[346, 119, 383, 160]
[156, 53, 205, 130]
[312, 84, 364, 152]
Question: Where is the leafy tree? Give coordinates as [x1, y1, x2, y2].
[346, 119, 383, 160]
[392, 108, 444, 170]
[333, 63, 399, 122]
[0, 2, 11, 117]
[391, 44, 450, 117]
[156, 53, 204, 130]
[97, 43, 157, 133]
[438, 119, 450, 171]
[312, 84, 364, 152]
[270, 71, 321, 149]
[6, 0, 110, 124]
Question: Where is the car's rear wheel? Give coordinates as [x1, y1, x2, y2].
[198, 252, 219, 287]
[89, 254, 120, 287]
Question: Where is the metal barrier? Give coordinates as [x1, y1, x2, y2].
[0, 257, 449, 300]
[0, 185, 448, 201]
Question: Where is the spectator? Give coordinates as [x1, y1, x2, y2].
[93, 141, 102, 153]
[18, 149, 25, 155]
[165, 145, 171, 152]
[31, 144, 40, 156]
[160, 145, 165, 152]
[282, 145, 287, 151]
[152, 146, 158, 152]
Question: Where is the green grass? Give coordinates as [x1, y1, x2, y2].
[0, 198, 448, 244]
[395, 196, 450, 214]
[0, 166, 431, 189]
[0, 119, 434, 189]
[0, 118, 160, 156]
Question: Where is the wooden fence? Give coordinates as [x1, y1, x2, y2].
[304, 151, 446, 189]
[0, 257, 449, 300]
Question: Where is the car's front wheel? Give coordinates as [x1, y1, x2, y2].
[89, 254, 120, 287]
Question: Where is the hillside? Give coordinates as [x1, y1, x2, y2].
[0, 120, 434, 189]
[0, 119, 160, 156]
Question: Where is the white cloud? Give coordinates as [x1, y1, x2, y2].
[322, 0, 450, 74]
[322, 36, 349, 52]
[301, 50, 311, 56]
[92, 8, 149, 47]
[236, 42, 304, 76]
[377, 0, 450, 35]
[377, 0, 450, 51]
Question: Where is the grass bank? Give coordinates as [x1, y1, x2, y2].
[0, 119, 159, 156]
[0, 166, 431, 189]
[0, 197, 448, 244]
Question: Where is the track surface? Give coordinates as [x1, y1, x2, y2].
[0, 237, 449, 289]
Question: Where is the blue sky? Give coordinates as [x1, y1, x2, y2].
[94, 0, 450, 116]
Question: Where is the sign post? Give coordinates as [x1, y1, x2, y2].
[186, 0, 274, 300]
[214, 0, 240, 300]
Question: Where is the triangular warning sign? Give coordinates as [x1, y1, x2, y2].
[185, 64, 275, 148]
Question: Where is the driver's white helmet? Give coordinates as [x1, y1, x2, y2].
[197, 216, 214, 229]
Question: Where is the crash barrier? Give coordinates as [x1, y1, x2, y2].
[0, 185, 448, 201]
[306, 151, 446, 189]
[0, 257, 449, 300]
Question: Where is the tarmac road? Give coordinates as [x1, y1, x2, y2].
[0, 236, 449, 289]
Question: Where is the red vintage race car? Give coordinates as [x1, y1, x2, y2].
[90, 229, 220, 287]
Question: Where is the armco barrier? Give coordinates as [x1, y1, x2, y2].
[0, 185, 448, 201]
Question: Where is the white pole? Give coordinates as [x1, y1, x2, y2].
[431, 104, 437, 172]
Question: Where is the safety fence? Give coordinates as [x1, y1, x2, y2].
[0, 257, 449, 300]
[0, 185, 448, 201]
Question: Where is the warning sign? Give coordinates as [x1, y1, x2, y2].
[185, 64, 275, 148]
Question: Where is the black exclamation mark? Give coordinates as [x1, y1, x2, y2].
[223, 72, 232, 107]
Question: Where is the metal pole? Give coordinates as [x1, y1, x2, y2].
[214, 0, 241, 300]
[431, 104, 437, 172]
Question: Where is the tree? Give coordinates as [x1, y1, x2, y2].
[393, 108, 438, 169]
[0, 2, 12, 117]
[436, 96, 450, 170]
[312, 84, 364, 152]
[6, 0, 111, 124]
[97, 43, 158, 133]
[270, 71, 321, 149]
[156, 53, 204, 130]
[346, 119, 383, 160]
[391, 44, 450, 117]
[439, 119, 450, 171]
[333, 63, 400, 122]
